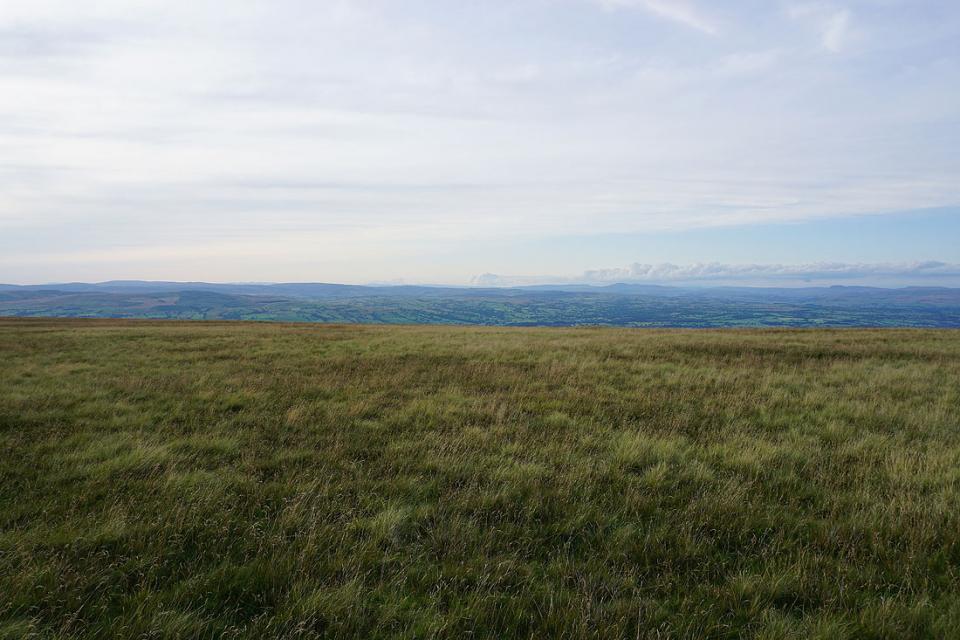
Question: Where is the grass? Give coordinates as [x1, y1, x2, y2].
[1, 318, 959, 638]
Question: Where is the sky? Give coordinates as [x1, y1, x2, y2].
[1, 0, 959, 286]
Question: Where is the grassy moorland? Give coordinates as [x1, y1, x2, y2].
[1, 319, 959, 639]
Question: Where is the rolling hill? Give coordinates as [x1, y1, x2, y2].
[1, 282, 958, 327]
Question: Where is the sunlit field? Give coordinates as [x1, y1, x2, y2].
[2, 319, 959, 639]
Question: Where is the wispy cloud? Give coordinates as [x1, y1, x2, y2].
[1, 1, 958, 283]
[596, 0, 719, 35]
[820, 9, 852, 52]
[473, 262, 960, 287]
[789, 3, 855, 52]
[714, 49, 782, 77]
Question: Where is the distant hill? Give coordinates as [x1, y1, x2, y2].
[1, 281, 958, 327]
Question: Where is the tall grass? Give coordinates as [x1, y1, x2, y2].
[1, 319, 959, 638]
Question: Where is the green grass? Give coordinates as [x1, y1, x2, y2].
[1, 319, 959, 639]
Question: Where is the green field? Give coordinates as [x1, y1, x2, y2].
[2, 319, 959, 639]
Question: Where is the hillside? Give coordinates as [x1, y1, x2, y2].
[2, 319, 959, 638]
[2, 282, 959, 327]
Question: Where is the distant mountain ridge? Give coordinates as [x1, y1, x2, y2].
[1, 281, 958, 327]
[3, 279, 957, 295]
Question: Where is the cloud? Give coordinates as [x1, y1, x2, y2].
[0, 1, 958, 284]
[473, 262, 960, 286]
[820, 9, 852, 52]
[596, 0, 718, 35]
[789, 4, 854, 53]
[715, 49, 782, 77]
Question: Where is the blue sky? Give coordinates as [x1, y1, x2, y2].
[1, 0, 958, 285]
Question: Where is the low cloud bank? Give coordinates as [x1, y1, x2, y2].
[472, 261, 960, 287]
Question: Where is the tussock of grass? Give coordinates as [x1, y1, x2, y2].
[1, 319, 959, 638]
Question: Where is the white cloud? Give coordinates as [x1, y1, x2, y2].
[788, 3, 855, 53]
[473, 262, 960, 286]
[715, 49, 782, 76]
[821, 9, 852, 52]
[596, 0, 719, 35]
[0, 1, 957, 283]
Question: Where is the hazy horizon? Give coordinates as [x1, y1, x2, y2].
[5, 258, 960, 289]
